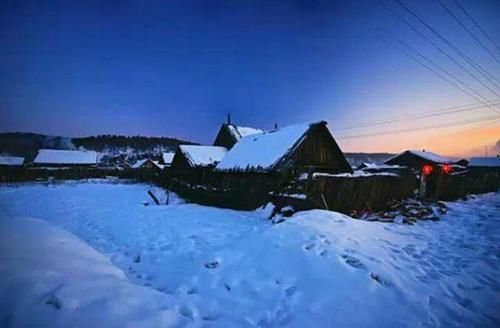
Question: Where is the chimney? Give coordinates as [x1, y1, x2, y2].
[227, 113, 231, 125]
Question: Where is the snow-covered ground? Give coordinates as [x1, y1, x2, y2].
[0, 181, 498, 327]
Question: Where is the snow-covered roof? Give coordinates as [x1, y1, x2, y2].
[131, 159, 148, 169]
[386, 150, 455, 165]
[359, 162, 403, 170]
[469, 157, 500, 167]
[34, 149, 97, 165]
[179, 145, 227, 167]
[162, 152, 175, 165]
[0, 155, 24, 166]
[227, 125, 264, 141]
[216, 122, 321, 171]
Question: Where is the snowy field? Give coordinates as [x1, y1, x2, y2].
[0, 181, 499, 327]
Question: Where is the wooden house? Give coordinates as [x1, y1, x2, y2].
[216, 121, 352, 175]
[468, 157, 500, 176]
[33, 149, 98, 167]
[0, 155, 25, 181]
[0, 155, 24, 167]
[171, 145, 227, 171]
[384, 150, 456, 172]
[213, 116, 263, 150]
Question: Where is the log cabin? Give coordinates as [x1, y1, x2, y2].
[216, 121, 352, 175]
[384, 150, 456, 172]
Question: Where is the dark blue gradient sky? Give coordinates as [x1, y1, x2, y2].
[1, 0, 499, 154]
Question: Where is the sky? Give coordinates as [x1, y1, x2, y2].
[1, 0, 499, 157]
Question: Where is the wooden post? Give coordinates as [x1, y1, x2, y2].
[320, 193, 329, 211]
[419, 168, 426, 200]
[148, 190, 160, 205]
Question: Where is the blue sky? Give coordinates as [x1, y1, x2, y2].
[1, 0, 499, 155]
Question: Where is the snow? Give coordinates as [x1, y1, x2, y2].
[0, 217, 183, 327]
[0, 155, 24, 166]
[300, 171, 398, 180]
[469, 157, 500, 167]
[359, 162, 403, 170]
[0, 181, 499, 327]
[217, 122, 321, 171]
[34, 149, 98, 165]
[162, 152, 175, 166]
[179, 145, 227, 167]
[227, 125, 264, 140]
[387, 150, 455, 165]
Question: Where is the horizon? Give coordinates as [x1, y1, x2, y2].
[1, 0, 500, 157]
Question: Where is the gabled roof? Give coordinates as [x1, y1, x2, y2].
[385, 150, 455, 165]
[469, 157, 500, 167]
[162, 152, 175, 165]
[216, 121, 324, 171]
[131, 158, 148, 169]
[227, 125, 264, 141]
[34, 149, 97, 165]
[179, 145, 227, 167]
[0, 155, 24, 166]
[131, 158, 163, 169]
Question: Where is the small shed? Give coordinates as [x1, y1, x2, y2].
[0, 155, 24, 167]
[213, 121, 263, 150]
[33, 149, 98, 167]
[216, 121, 352, 174]
[171, 145, 228, 170]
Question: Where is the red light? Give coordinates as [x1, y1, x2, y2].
[422, 164, 433, 175]
[442, 164, 452, 174]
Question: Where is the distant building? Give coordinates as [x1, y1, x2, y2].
[468, 156, 500, 175]
[216, 121, 352, 174]
[0, 155, 24, 167]
[33, 149, 98, 167]
[213, 116, 263, 150]
[171, 145, 228, 170]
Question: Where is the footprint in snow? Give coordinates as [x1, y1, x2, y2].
[178, 305, 194, 319]
[341, 254, 367, 270]
[370, 272, 393, 287]
[284, 285, 297, 297]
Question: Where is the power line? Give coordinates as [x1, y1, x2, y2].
[437, 0, 500, 69]
[403, 116, 500, 150]
[378, 1, 500, 113]
[377, 31, 500, 114]
[336, 100, 500, 131]
[452, 0, 500, 54]
[336, 114, 500, 139]
[393, 0, 500, 97]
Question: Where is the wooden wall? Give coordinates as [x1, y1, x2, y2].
[278, 124, 353, 174]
